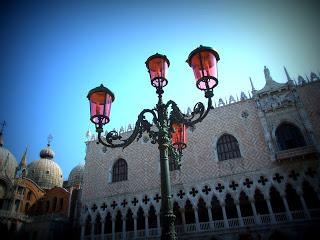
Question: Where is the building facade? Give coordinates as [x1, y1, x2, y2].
[0, 138, 84, 240]
[81, 67, 320, 240]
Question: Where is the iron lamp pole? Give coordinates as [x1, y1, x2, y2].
[87, 45, 220, 240]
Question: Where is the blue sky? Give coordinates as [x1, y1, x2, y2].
[1, 0, 319, 180]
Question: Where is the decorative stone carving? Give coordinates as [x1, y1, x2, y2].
[257, 91, 296, 112]
[264, 66, 273, 82]
[218, 98, 225, 107]
[229, 95, 236, 104]
[240, 92, 248, 101]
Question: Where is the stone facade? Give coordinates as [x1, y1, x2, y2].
[81, 68, 320, 240]
[0, 142, 83, 240]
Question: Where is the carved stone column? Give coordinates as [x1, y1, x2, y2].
[91, 222, 95, 240]
[101, 220, 105, 240]
[265, 197, 276, 224]
[221, 203, 229, 228]
[193, 207, 200, 231]
[133, 214, 137, 239]
[179, 208, 187, 232]
[156, 212, 161, 236]
[122, 215, 126, 240]
[111, 216, 115, 240]
[207, 206, 214, 230]
[80, 224, 85, 240]
[281, 195, 293, 221]
[298, 192, 311, 219]
[235, 200, 244, 226]
[144, 213, 149, 237]
[249, 198, 260, 224]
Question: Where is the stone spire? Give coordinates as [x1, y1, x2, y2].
[20, 147, 28, 169]
[249, 77, 256, 94]
[283, 66, 292, 82]
[16, 147, 28, 177]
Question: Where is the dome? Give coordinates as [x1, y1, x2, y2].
[26, 145, 63, 189]
[68, 163, 84, 187]
[0, 145, 18, 179]
[39, 145, 55, 159]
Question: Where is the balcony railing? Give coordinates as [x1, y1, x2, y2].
[276, 145, 317, 161]
[83, 209, 320, 240]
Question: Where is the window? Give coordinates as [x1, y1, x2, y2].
[17, 186, 24, 195]
[25, 202, 30, 212]
[27, 191, 32, 200]
[217, 134, 241, 161]
[52, 197, 57, 212]
[276, 123, 306, 150]
[15, 200, 20, 212]
[46, 201, 50, 212]
[59, 198, 64, 210]
[112, 159, 128, 182]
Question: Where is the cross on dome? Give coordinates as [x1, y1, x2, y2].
[48, 134, 53, 146]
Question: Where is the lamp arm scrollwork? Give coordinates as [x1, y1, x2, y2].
[97, 109, 158, 148]
[166, 96, 213, 127]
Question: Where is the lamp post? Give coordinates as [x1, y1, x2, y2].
[87, 45, 219, 239]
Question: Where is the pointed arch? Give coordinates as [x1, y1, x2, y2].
[104, 212, 112, 234]
[137, 207, 145, 230]
[173, 202, 182, 225]
[239, 191, 253, 217]
[115, 210, 122, 232]
[225, 193, 237, 218]
[302, 181, 320, 209]
[197, 198, 209, 222]
[94, 213, 102, 235]
[211, 195, 223, 220]
[148, 205, 157, 229]
[126, 208, 134, 231]
[270, 186, 285, 213]
[254, 189, 268, 215]
[184, 199, 195, 224]
[285, 184, 302, 211]
[84, 215, 92, 236]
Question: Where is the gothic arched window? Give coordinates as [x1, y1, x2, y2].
[112, 159, 128, 182]
[275, 123, 306, 150]
[217, 134, 241, 161]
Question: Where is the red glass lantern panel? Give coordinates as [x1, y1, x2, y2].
[87, 84, 114, 125]
[145, 53, 170, 89]
[172, 122, 187, 151]
[187, 45, 220, 91]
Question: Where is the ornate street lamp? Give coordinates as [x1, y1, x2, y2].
[87, 84, 115, 126]
[87, 45, 219, 240]
[187, 45, 220, 98]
